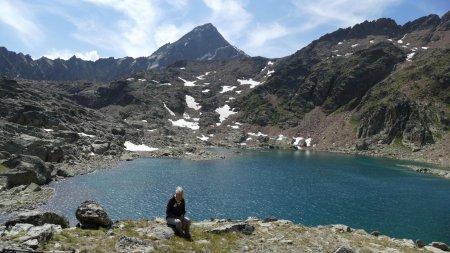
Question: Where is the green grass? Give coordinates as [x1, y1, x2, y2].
[0, 164, 8, 174]
[41, 221, 246, 253]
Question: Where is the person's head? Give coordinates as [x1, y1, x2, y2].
[175, 186, 184, 200]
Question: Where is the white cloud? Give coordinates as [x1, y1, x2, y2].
[291, 0, 403, 29]
[0, 0, 43, 47]
[202, 0, 252, 41]
[244, 23, 291, 55]
[43, 49, 100, 61]
[68, 0, 193, 57]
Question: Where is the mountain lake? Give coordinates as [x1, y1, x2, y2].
[38, 149, 450, 244]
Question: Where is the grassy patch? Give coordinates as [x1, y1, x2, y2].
[0, 164, 9, 174]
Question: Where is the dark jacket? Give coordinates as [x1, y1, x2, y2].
[166, 195, 185, 218]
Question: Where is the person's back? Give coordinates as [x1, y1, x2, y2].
[166, 186, 191, 238]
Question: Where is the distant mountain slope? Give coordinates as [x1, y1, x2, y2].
[238, 10, 449, 152]
[0, 23, 247, 82]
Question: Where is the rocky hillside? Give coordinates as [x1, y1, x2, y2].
[0, 24, 247, 82]
[2, 207, 449, 252]
[236, 11, 449, 164]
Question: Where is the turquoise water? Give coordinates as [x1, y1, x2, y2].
[40, 150, 450, 244]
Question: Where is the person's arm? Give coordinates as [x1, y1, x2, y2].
[166, 198, 174, 217]
[181, 199, 186, 216]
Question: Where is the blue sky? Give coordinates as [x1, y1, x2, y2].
[0, 0, 448, 60]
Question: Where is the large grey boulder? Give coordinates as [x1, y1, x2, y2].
[5, 211, 69, 228]
[75, 200, 112, 229]
[207, 222, 255, 235]
[116, 235, 154, 253]
[136, 223, 175, 240]
[19, 223, 62, 245]
[430, 242, 450, 252]
[91, 142, 110, 154]
[3, 155, 53, 188]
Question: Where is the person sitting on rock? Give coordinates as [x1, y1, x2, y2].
[166, 186, 191, 238]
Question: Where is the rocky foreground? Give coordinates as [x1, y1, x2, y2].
[1, 212, 450, 253]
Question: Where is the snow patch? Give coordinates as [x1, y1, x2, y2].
[44, 129, 53, 132]
[160, 83, 171, 86]
[406, 52, 415, 62]
[235, 90, 242, 94]
[220, 86, 236, 93]
[267, 61, 274, 65]
[351, 43, 359, 48]
[277, 135, 285, 141]
[185, 95, 201, 110]
[138, 79, 146, 82]
[237, 78, 261, 89]
[197, 135, 209, 141]
[215, 104, 237, 125]
[124, 141, 158, 152]
[267, 70, 275, 76]
[179, 67, 185, 70]
[421, 47, 428, 50]
[178, 77, 197, 86]
[126, 78, 135, 81]
[202, 89, 210, 93]
[387, 39, 393, 42]
[141, 120, 148, 123]
[338, 42, 343, 45]
[169, 119, 199, 130]
[248, 132, 268, 137]
[293, 137, 304, 146]
[398, 33, 407, 44]
[163, 103, 176, 116]
[369, 40, 374, 44]
[305, 138, 312, 147]
[79, 132, 95, 138]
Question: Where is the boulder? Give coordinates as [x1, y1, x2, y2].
[53, 131, 80, 143]
[7, 223, 33, 237]
[75, 200, 112, 229]
[333, 246, 354, 253]
[5, 211, 69, 228]
[329, 224, 352, 233]
[23, 182, 41, 193]
[370, 231, 381, 236]
[136, 224, 175, 240]
[430, 242, 450, 252]
[4, 155, 53, 188]
[355, 139, 369, 151]
[19, 223, 61, 244]
[207, 223, 255, 235]
[91, 142, 110, 154]
[116, 235, 154, 253]
[111, 128, 126, 136]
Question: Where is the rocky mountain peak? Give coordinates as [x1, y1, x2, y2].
[147, 23, 248, 69]
[402, 14, 441, 33]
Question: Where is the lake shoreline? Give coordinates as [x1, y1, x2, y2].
[1, 144, 448, 217]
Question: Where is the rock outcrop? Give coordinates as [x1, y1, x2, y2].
[3, 155, 53, 187]
[75, 200, 113, 229]
[4, 211, 69, 228]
